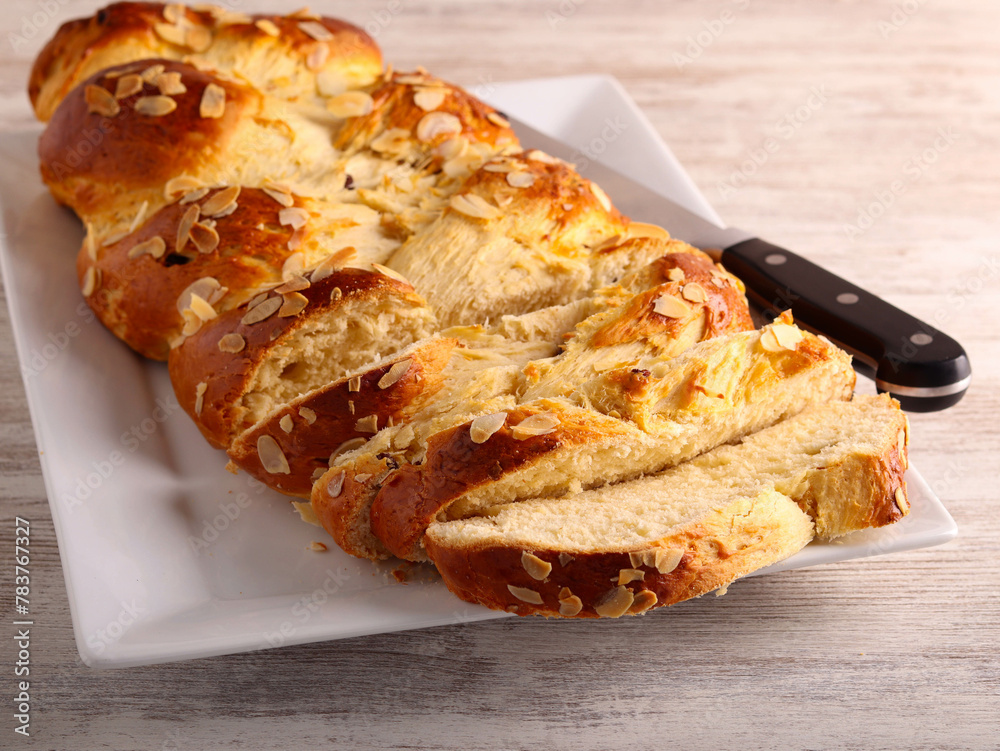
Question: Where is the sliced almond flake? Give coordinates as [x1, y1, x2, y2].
[525, 149, 559, 164]
[558, 595, 583, 617]
[629, 591, 658, 614]
[163, 3, 185, 23]
[194, 381, 207, 415]
[327, 91, 374, 118]
[771, 323, 804, 351]
[298, 407, 317, 424]
[416, 111, 462, 142]
[140, 64, 166, 83]
[371, 263, 411, 286]
[589, 181, 613, 212]
[325, 471, 346, 497]
[274, 274, 310, 294]
[155, 71, 187, 96]
[278, 207, 310, 229]
[306, 43, 330, 71]
[262, 186, 295, 208]
[298, 20, 333, 41]
[101, 230, 128, 248]
[521, 552, 552, 581]
[255, 18, 281, 36]
[759, 328, 781, 353]
[257, 435, 290, 474]
[511, 412, 560, 440]
[279, 414, 294, 433]
[486, 111, 511, 128]
[241, 295, 281, 324]
[290, 7, 321, 20]
[81, 266, 99, 296]
[506, 171, 535, 188]
[369, 127, 411, 154]
[654, 548, 684, 574]
[180, 308, 203, 336]
[189, 222, 220, 254]
[85, 84, 119, 117]
[354, 473, 372, 483]
[507, 585, 543, 605]
[378, 359, 411, 389]
[84, 224, 97, 261]
[434, 135, 467, 160]
[287, 227, 306, 252]
[895, 486, 909, 514]
[185, 25, 213, 53]
[217, 333, 246, 353]
[355, 415, 379, 434]
[627, 221, 669, 241]
[310, 248, 354, 282]
[347, 400, 354, 414]
[127, 236, 167, 260]
[199, 83, 226, 119]
[187, 293, 217, 322]
[348, 376, 361, 392]
[469, 412, 506, 444]
[135, 95, 177, 116]
[176, 204, 201, 252]
[128, 200, 149, 234]
[618, 568, 645, 585]
[278, 291, 308, 317]
[281, 252, 305, 280]
[330, 287, 343, 302]
[308, 541, 328, 552]
[153, 21, 188, 46]
[114, 74, 144, 99]
[165, 175, 202, 200]
[483, 162, 514, 173]
[667, 267, 686, 283]
[652, 293, 691, 319]
[594, 586, 634, 618]
[176, 277, 222, 314]
[558, 553, 574, 567]
[394, 73, 432, 85]
[413, 88, 446, 111]
[449, 193, 500, 220]
[246, 292, 268, 310]
[681, 282, 708, 304]
[200, 185, 240, 216]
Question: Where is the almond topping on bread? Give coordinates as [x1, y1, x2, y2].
[521, 552, 552, 581]
[114, 74, 143, 99]
[470, 412, 507, 444]
[449, 193, 500, 220]
[511, 412, 560, 440]
[85, 84, 119, 117]
[629, 591, 658, 614]
[254, 18, 280, 36]
[327, 91, 374, 118]
[378, 359, 412, 389]
[507, 585, 543, 605]
[558, 594, 583, 617]
[416, 111, 462, 142]
[194, 382, 207, 416]
[257, 435, 290, 474]
[201, 186, 240, 217]
[761, 323, 804, 352]
[618, 568, 646, 585]
[217, 333, 245, 353]
[299, 407, 317, 424]
[895, 486, 910, 514]
[134, 95, 178, 117]
[326, 471, 346, 498]
[241, 295, 281, 324]
[413, 88, 445, 111]
[355, 415, 379, 433]
[127, 236, 167, 260]
[652, 293, 691, 319]
[594, 586, 634, 618]
[155, 71, 186, 96]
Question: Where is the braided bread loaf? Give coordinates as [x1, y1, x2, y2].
[31, 3, 911, 618]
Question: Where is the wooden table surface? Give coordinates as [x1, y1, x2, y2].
[1, 1, 997, 748]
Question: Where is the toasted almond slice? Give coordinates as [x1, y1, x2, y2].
[507, 585, 543, 605]
[629, 590, 658, 614]
[589, 181, 613, 212]
[176, 277, 222, 314]
[281, 252, 305, 280]
[257, 435, 290, 474]
[85, 84, 119, 117]
[189, 222, 220, 254]
[511, 412, 560, 440]
[185, 25, 212, 53]
[176, 204, 200, 252]
[217, 333, 245, 353]
[140, 64, 166, 83]
[378, 359, 411, 389]
[652, 293, 691, 319]
[241, 295, 281, 324]
[298, 20, 333, 41]
[273, 274, 311, 294]
[153, 22, 187, 46]
[262, 186, 295, 208]
[278, 292, 308, 317]
[126, 236, 166, 260]
[371, 263, 411, 286]
[327, 91, 374, 118]
[558, 553, 574, 567]
[298, 407, 317, 425]
[308, 541, 328, 552]
[279, 415, 294, 433]
[114, 74, 144, 99]
[278, 207, 310, 229]
[486, 111, 511, 128]
[682, 282, 708, 304]
[325, 471, 346, 497]
[526, 149, 559, 164]
[255, 18, 281, 36]
[771, 323, 805, 351]
[521, 552, 552, 581]
[413, 87, 446, 111]
[449, 193, 500, 220]
[506, 171, 535, 188]
[155, 71, 187, 96]
[163, 3, 184, 23]
[199, 83, 226, 118]
[306, 43, 330, 71]
[667, 267, 686, 283]
[654, 548, 684, 574]
[558, 594, 583, 617]
[895, 486, 910, 514]
[416, 111, 462, 142]
[627, 222, 669, 241]
[194, 381, 207, 415]
[594, 586, 634, 618]
[135, 95, 177, 116]
[618, 568, 646, 585]
[200, 185, 240, 216]
[164, 175, 202, 200]
[469, 412, 506, 444]
[348, 376, 361, 392]
[81, 266, 99, 296]
[355, 415, 378, 434]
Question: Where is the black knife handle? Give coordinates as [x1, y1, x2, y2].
[720, 238, 971, 412]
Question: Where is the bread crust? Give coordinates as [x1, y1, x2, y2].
[228, 338, 458, 497]
[425, 489, 814, 617]
[168, 268, 430, 448]
[29, 2, 382, 121]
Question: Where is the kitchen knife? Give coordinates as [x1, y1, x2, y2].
[510, 117, 971, 412]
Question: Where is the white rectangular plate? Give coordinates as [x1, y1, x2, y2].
[0, 75, 956, 668]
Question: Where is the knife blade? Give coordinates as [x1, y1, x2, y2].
[509, 116, 971, 412]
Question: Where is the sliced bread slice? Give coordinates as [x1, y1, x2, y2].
[424, 394, 909, 617]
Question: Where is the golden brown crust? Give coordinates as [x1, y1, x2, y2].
[167, 268, 427, 448]
[75, 187, 305, 360]
[228, 338, 458, 497]
[313, 455, 397, 561]
[370, 403, 631, 560]
[29, 2, 382, 121]
[39, 59, 257, 219]
[425, 490, 814, 617]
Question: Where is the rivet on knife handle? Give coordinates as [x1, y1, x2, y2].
[720, 238, 972, 413]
